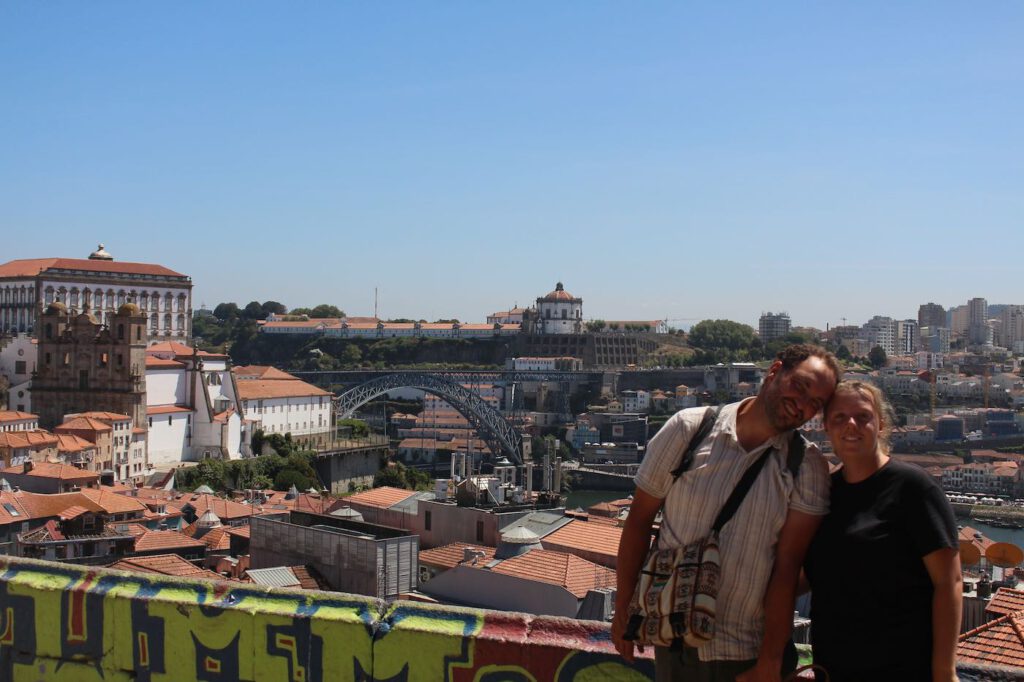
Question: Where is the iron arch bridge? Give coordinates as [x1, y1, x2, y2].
[335, 373, 523, 465]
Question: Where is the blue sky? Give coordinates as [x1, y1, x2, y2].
[2, 2, 1021, 329]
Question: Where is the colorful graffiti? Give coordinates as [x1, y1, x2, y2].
[0, 557, 654, 681]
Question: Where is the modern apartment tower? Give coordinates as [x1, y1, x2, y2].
[758, 312, 791, 343]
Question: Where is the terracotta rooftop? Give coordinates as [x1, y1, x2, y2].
[72, 412, 132, 422]
[0, 461, 99, 481]
[133, 529, 206, 553]
[0, 430, 58, 449]
[490, 549, 616, 599]
[344, 486, 419, 510]
[107, 554, 223, 580]
[146, 341, 227, 359]
[0, 492, 31, 524]
[54, 433, 96, 454]
[0, 257, 186, 279]
[288, 565, 328, 591]
[55, 417, 112, 433]
[419, 543, 497, 570]
[146, 405, 192, 415]
[0, 411, 37, 423]
[15, 491, 104, 520]
[987, 588, 1024, 619]
[958, 610, 1024, 668]
[224, 525, 251, 539]
[78, 488, 149, 515]
[541, 519, 622, 565]
[145, 357, 186, 369]
[234, 379, 330, 400]
[170, 493, 256, 521]
[232, 365, 297, 381]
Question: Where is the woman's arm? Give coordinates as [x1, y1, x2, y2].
[922, 547, 962, 682]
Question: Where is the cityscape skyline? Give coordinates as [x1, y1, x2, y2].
[3, 3, 1021, 329]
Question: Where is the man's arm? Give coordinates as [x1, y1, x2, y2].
[922, 547, 962, 682]
[611, 487, 663, 662]
[737, 509, 822, 682]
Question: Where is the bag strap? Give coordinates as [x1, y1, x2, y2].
[711, 446, 774, 533]
[669, 406, 720, 480]
[786, 430, 807, 478]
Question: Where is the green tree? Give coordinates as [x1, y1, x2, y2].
[686, 319, 758, 363]
[868, 345, 888, 369]
[586, 319, 606, 332]
[243, 301, 266, 320]
[309, 304, 344, 318]
[261, 301, 287, 316]
[836, 344, 852, 361]
[374, 463, 408, 488]
[213, 302, 240, 321]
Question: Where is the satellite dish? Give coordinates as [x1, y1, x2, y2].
[959, 541, 982, 566]
[985, 542, 1024, 568]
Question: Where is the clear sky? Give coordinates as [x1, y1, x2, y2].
[2, 2, 1021, 330]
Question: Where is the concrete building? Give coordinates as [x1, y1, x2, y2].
[918, 302, 946, 331]
[758, 312, 791, 343]
[862, 316, 897, 356]
[921, 326, 952, 354]
[968, 297, 991, 347]
[897, 319, 918, 354]
[233, 366, 332, 448]
[249, 512, 418, 599]
[0, 333, 35, 411]
[0, 246, 192, 338]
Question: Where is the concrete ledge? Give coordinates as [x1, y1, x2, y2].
[0, 556, 1019, 681]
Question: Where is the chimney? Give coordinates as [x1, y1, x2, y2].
[23, 461, 33, 474]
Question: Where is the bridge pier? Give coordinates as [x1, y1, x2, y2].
[314, 442, 389, 494]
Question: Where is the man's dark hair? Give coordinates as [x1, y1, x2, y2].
[776, 343, 842, 386]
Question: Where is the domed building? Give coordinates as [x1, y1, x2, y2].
[535, 282, 582, 335]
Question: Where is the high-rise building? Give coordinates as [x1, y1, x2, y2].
[917, 303, 946, 330]
[968, 297, 991, 346]
[862, 316, 897, 356]
[949, 305, 969, 340]
[897, 319, 918, 354]
[920, 326, 951, 354]
[759, 312, 792, 343]
[0, 245, 192, 338]
[1000, 306, 1024, 352]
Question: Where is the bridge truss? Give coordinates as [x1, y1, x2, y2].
[334, 373, 525, 465]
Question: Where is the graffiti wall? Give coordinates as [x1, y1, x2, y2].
[0, 556, 655, 681]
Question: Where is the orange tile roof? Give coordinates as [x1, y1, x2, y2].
[55, 417, 112, 433]
[78, 488, 149, 515]
[146, 341, 227, 359]
[146, 405, 192, 415]
[288, 565, 328, 591]
[261, 320, 330, 328]
[234, 379, 330, 400]
[1, 461, 99, 481]
[54, 433, 95, 453]
[108, 554, 223, 580]
[419, 543, 497, 569]
[169, 493, 256, 521]
[541, 519, 622, 564]
[133, 529, 206, 553]
[490, 549, 616, 599]
[0, 257, 186, 279]
[0, 411, 37, 423]
[224, 525, 250, 539]
[0, 430, 58, 449]
[145, 357, 186, 369]
[73, 412, 131, 422]
[59, 505, 92, 520]
[196, 525, 233, 551]
[344, 486, 419, 510]
[0, 492, 31, 524]
[958, 611, 1024, 668]
[987, 588, 1024, 619]
[16, 491, 103, 520]
[232, 365, 297, 380]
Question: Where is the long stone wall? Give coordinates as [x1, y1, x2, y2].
[0, 556, 1020, 681]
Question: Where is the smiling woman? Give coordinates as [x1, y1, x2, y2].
[804, 381, 961, 682]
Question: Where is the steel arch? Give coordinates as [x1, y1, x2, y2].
[335, 373, 523, 464]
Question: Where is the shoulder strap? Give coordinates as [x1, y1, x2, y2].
[786, 431, 807, 478]
[711, 447, 774, 533]
[670, 407, 720, 480]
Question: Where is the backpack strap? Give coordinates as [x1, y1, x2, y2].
[786, 431, 808, 479]
[669, 407, 720, 480]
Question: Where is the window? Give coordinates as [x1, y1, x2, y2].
[14, 361, 25, 374]
[79, 370, 89, 390]
[424, 510, 432, 531]
[98, 353, 108, 368]
[476, 520, 484, 542]
[168, 416, 172, 426]
[117, 324, 125, 340]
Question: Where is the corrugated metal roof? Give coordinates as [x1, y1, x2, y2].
[246, 567, 300, 588]
[500, 511, 573, 539]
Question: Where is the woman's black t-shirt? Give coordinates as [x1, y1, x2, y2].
[804, 459, 958, 681]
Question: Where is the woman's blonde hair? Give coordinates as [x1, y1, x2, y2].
[825, 380, 895, 455]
